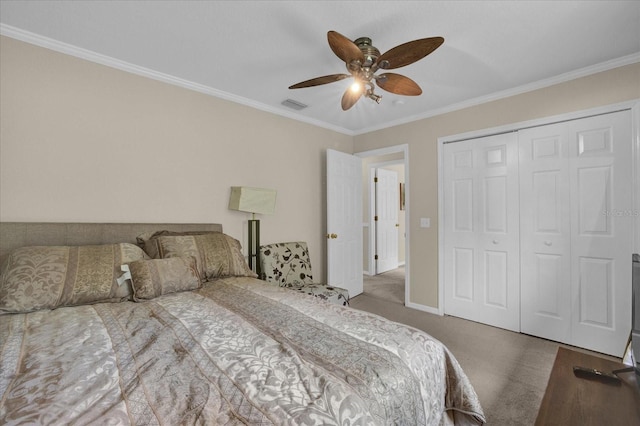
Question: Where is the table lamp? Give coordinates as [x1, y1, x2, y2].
[228, 186, 277, 277]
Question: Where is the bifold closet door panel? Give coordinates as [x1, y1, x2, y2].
[519, 122, 572, 343]
[568, 111, 633, 356]
[443, 132, 520, 332]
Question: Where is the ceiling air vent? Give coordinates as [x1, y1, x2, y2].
[281, 99, 308, 110]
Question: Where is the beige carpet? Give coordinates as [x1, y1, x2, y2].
[355, 268, 619, 425]
[361, 266, 405, 305]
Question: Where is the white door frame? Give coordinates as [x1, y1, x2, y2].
[356, 144, 410, 306]
[367, 159, 404, 276]
[438, 99, 640, 316]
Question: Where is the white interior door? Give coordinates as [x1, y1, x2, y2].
[443, 132, 521, 332]
[442, 108, 635, 356]
[519, 122, 572, 343]
[568, 111, 633, 356]
[327, 149, 363, 298]
[517, 111, 632, 356]
[375, 168, 399, 274]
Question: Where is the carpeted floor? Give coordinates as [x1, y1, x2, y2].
[361, 266, 405, 305]
[355, 268, 620, 425]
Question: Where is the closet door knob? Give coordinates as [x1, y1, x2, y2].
[544, 241, 552, 246]
[492, 240, 499, 244]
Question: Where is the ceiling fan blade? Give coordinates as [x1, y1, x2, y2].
[376, 73, 423, 96]
[328, 30, 364, 65]
[341, 84, 364, 110]
[289, 74, 351, 89]
[376, 37, 444, 70]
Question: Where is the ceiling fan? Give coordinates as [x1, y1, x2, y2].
[289, 31, 444, 111]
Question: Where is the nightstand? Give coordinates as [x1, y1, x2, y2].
[536, 347, 640, 425]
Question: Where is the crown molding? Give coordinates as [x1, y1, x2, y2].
[354, 52, 640, 135]
[2, 23, 636, 138]
[0, 24, 355, 136]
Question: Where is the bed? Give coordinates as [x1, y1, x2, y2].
[0, 222, 485, 425]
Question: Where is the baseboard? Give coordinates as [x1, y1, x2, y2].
[405, 301, 442, 316]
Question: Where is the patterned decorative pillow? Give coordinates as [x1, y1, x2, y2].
[0, 243, 148, 314]
[129, 257, 201, 301]
[136, 230, 220, 259]
[155, 233, 257, 280]
[259, 241, 314, 287]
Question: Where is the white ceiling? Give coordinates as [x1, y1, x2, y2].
[1, 1, 639, 135]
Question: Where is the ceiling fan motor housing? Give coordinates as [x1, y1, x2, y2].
[354, 37, 379, 67]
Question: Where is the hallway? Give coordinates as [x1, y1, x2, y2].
[361, 266, 405, 305]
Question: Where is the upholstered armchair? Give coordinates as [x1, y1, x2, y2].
[259, 241, 349, 306]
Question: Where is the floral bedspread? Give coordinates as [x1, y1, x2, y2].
[0, 277, 485, 425]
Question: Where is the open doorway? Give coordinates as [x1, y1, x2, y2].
[363, 265, 405, 304]
[355, 145, 409, 306]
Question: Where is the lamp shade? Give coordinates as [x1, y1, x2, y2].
[228, 187, 277, 215]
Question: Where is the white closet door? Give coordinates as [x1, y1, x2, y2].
[520, 110, 633, 356]
[568, 111, 633, 356]
[519, 122, 572, 342]
[443, 132, 521, 332]
[444, 109, 634, 356]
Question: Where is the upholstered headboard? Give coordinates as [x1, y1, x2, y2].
[0, 222, 223, 265]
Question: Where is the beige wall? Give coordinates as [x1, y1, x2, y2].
[0, 36, 353, 280]
[2, 34, 638, 308]
[354, 62, 640, 309]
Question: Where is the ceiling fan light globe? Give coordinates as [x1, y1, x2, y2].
[350, 81, 362, 93]
[346, 60, 362, 74]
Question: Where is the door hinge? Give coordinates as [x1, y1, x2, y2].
[374, 177, 378, 183]
[374, 215, 378, 221]
[374, 254, 378, 260]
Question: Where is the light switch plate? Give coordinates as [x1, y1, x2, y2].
[420, 218, 431, 228]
